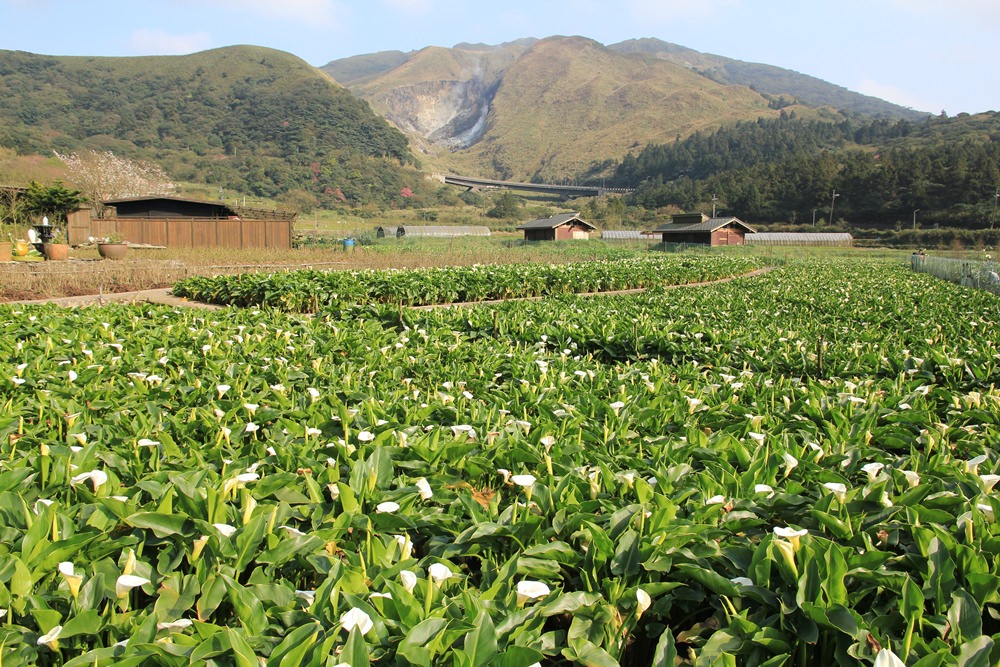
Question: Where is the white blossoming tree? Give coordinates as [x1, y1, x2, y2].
[54, 150, 175, 217]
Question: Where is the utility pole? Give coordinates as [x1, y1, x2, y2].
[711, 194, 718, 218]
[912, 209, 920, 230]
[828, 190, 839, 225]
[992, 189, 999, 230]
[812, 208, 818, 226]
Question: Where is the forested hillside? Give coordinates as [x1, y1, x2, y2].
[0, 46, 419, 208]
[611, 112, 1000, 227]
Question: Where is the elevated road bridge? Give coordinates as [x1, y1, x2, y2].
[440, 174, 634, 198]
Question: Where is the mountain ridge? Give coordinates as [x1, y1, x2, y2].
[322, 35, 926, 181]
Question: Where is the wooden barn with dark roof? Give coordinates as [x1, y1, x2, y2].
[516, 212, 596, 241]
[66, 195, 297, 248]
[652, 214, 756, 246]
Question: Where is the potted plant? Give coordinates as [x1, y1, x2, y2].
[97, 231, 129, 260]
[42, 227, 70, 261]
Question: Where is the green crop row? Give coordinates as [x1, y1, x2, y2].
[170, 254, 767, 311]
[0, 257, 998, 666]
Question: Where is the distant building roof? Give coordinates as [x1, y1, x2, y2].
[745, 232, 854, 246]
[517, 212, 597, 231]
[601, 230, 656, 240]
[102, 195, 295, 220]
[396, 225, 491, 237]
[653, 217, 756, 234]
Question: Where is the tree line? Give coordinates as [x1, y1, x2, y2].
[605, 113, 1000, 228]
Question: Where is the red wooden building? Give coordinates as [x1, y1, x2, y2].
[653, 214, 756, 246]
[516, 212, 596, 241]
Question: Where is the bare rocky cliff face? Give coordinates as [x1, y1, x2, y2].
[370, 76, 500, 149]
[332, 41, 533, 152]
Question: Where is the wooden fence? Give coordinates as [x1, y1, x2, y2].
[67, 213, 294, 249]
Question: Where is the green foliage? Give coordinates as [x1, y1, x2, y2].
[172, 254, 765, 310]
[3, 257, 1000, 664]
[0, 47, 415, 206]
[22, 180, 83, 223]
[612, 113, 1000, 226]
[485, 192, 522, 220]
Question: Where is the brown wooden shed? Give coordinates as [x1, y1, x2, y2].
[516, 212, 596, 241]
[652, 215, 756, 246]
[67, 195, 296, 249]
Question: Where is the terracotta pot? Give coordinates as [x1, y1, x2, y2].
[0, 241, 10, 261]
[98, 243, 128, 260]
[42, 243, 70, 261]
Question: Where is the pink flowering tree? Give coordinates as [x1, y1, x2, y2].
[54, 150, 175, 217]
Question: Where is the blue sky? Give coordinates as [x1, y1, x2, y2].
[2, 0, 997, 115]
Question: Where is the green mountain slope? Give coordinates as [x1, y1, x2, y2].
[322, 50, 414, 86]
[460, 36, 782, 180]
[326, 35, 922, 182]
[609, 38, 928, 120]
[0, 46, 414, 206]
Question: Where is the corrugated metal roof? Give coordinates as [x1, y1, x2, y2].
[517, 212, 596, 230]
[396, 226, 491, 237]
[601, 230, 655, 239]
[745, 233, 854, 246]
[653, 217, 756, 234]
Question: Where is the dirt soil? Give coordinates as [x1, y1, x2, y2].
[7, 287, 222, 309]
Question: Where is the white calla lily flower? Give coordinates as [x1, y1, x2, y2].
[980, 474, 1000, 492]
[400, 569, 418, 593]
[966, 455, 988, 474]
[782, 452, 798, 477]
[58, 561, 83, 599]
[823, 482, 848, 503]
[415, 477, 433, 500]
[339, 607, 373, 634]
[70, 469, 108, 491]
[861, 462, 885, 482]
[115, 574, 150, 598]
[37, 625, 62, 650]
[873, 648, 906, 667]
[428, 563, 453, 585]
[213, 523, 237, 537]
[773, 527, 808, 550]
[511, 474, 536, 488]
[156, 618, 194, 632]
[635, 588, 652, 617]
[516, 580, 551, 605]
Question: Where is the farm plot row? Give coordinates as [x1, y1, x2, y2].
[0, 258, 999, 666]
[169, 254, 766, 311]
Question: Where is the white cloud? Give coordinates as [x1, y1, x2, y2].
[626, 0, 741, 22]
[382, 0, 434, 15]
[128, 29, 213, 55]
[857, 79, 933, 112]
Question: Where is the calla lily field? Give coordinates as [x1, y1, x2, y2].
[1, 253, 1000, 666]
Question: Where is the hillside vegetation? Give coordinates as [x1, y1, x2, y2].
[613, 112, 1000, 228]
[0, 46, 418, 208]
[609, 38, 928, 121]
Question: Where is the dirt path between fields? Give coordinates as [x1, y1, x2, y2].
[6, 287, 223, 310]
[5, 267, 774, 311]
[411, 266, 775, 310]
